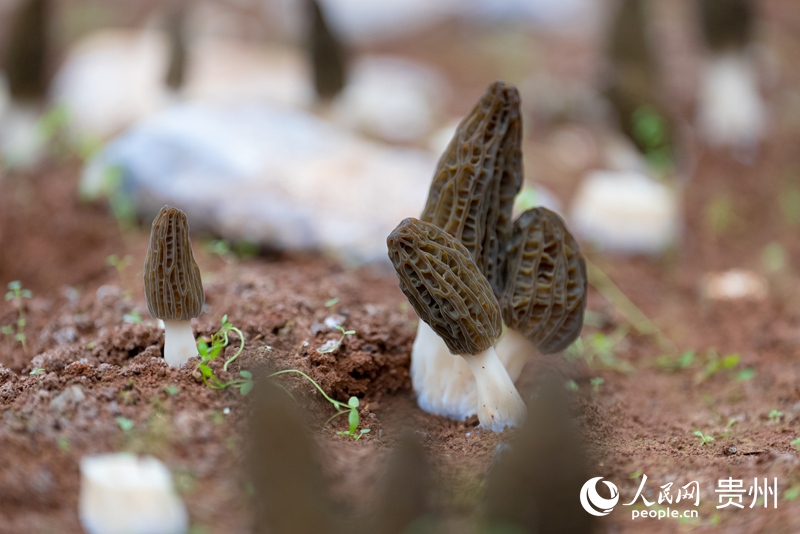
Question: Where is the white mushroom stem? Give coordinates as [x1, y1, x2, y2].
[163, 319, 198, 367]
[462, 346, 527, 432]
[79, 453, 188, 534]
[495, 328, 537, 383]
[411, 321, 479, 420]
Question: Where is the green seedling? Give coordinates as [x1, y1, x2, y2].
[590, 377, 605, 394]
[206, 239, 259, 262]
[564, 380, 579, 392]
[784, 486, 800, 502]
[116, 416, 135, 432]
[655, 350, 695, 372]
[696, 351, 743, 383]
[324, 296, 340, 309]
[566, 328, 634, 374]
[3, 281, 32, 352]
[317, 325, 356, 354]
[123, 308, 142, 324]
[631, 105, 674, 175]
[196, 315, 253, 395]
[268, 369, 370, 440]
[768, 409, 784, 423]
[779, 171, 800, 227]
[29, 368, 45, 375]
[790, 437, 800, 451]
[164, 384, 180, 397]
[693, 430, 714, 446]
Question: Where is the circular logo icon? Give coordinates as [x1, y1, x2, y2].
[580, 477, 619, 516]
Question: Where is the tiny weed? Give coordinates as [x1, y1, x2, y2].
[3, 281, 32, 352]
[784, 486, 800, 502]
[268, 369, 370, 439]
[655, 350, 695, 372]
[564, 380, 579, 392]
[566, 328, 634, 374]
[196, 315, 253, 395]
[29, 368, 45, 375]
[123, 308, 142, 324]
[769, 409, 784, 423]
[791, 437, 800, 451]
[631, 105, 673, 175]
[693, 430, 714, 446]
[317, 325, 356, 354]
[630, 469, 643, 479]
[57, 436, 70, 452]
[590, 377, 605, 394]
[324, 297, 340, 311]
[696, 350, 744, 383]
[116, 416, 135, 432]
[164, 384, 180, 397]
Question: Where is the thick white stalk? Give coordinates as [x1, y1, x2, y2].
[411, 321, 478, 420]
[495, 328, 536, 383]
[462, 346, 527, 432]
[163, 319, 197, 367]
[79, 453, 188, 534]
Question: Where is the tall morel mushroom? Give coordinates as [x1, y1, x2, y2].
[144, 205, 204, 367]
[410, 81, 523, 420]
[496, 207, 587, 381]
[388, 218, 526, 432]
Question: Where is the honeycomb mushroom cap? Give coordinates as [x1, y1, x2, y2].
[501, 208, 587, 354]
[387, 218, 502, 356]
[421, 81, 523, 296]
[143, 205, 204, 321]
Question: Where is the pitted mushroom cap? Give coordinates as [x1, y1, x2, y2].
[143, 205, 204, 321]
[387, 218, 502, 356]
[421, 81, 523, 297]
[501, 208, 587, 354]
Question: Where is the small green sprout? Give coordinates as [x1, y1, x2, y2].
[791, 437, 800, 451]
[324, 297, 340, 309]
[768, 409, 784, 423]
[590, 377, 605, 394]
[317, 325, 356, 354]
[630, 469, 643, 479]
[3, 281, 32, 352]
[564, 380, 579, 392]
[164, 384, 180, 397]
[123, 308, 142, 324]
[693, 430, 714, 446]
[784, 486, 800, 502]
[195, 315, 253, 395]
[268, 369, 370, 440]
[29, 368, 45, 375]
[116, 416, 135, 432]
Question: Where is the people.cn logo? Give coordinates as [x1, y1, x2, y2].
[580, 477, 620, 516]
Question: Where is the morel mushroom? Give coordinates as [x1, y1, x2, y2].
[410, 81, 523, 420]
[496, 207, 587, 381]
[144, 205, 204, 367]
[388, 218, 526, 432]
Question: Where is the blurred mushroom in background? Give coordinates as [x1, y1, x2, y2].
[0, 0, 51, 169]
[568, 0, 683, 256]
[695, 0, 765, 159]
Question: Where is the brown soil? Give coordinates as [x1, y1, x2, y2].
[4, 2, 800, 533]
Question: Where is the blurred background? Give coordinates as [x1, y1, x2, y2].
[0, 0, 799, 291]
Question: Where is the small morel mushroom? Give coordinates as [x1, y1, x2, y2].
[497, 207, 587, 381]
[143, 205, 204, 367]
[410, 81, 523, 420]
[388, 218, 526, 432]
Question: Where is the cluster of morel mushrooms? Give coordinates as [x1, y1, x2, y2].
[386, 81, 588, 432]
[139, 81, 587, 435]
